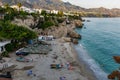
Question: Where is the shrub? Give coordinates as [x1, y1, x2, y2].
[5, 43, 14, 52]
[0, 20, 37, 41]
[1, 51, 9, 57]
[40, 21, 54, 29]
[57, 18, 65, 23]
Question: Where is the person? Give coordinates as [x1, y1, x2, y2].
[66, 62, 70, 69]
[27, 70, 33, 76]
[59, 76, 66, 80]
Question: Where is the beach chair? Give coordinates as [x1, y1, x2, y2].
[50, 64, 62, 69]
[16, 57, 31, 62]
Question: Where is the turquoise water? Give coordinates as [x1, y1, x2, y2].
[75, 18, 120, 80]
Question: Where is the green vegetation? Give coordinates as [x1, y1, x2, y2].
[0, 20, 37, 53]
[40, 21, 54, 29]
[41, 10, 47, 16]
[4, 43, 14, 52]
[17, 2, 22, 11]
[1, 51, 9, 57]
[0, 20, 37, 40]
[57, 11, 64, 17]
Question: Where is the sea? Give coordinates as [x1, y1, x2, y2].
[75, 18, 120, 80]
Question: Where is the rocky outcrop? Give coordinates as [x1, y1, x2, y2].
[63, 37, 71, 42]
[62, 37, 78, 44]
[113, 56, 120, 63]
[72, 39, 78, 44]
[67, 29, 81, 39]
[74, 20, 83, 28]
[12, 16, 40, 30]
[34, 20, 81, 44]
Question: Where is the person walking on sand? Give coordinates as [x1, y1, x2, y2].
[27, 70, 33, 76]
[66, 62, 70, 69]
[59, 76, 66, 80]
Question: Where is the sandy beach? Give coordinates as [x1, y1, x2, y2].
[0, 38, 97, 80]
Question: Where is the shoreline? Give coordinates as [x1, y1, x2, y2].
[64, 42, 97, 80]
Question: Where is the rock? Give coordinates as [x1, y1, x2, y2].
[63, 37, 71, 42]
[74, 20, 83, 28]
[67, 30, 81, 39]
[72, 39, 78, 44]
[12, 16, 40, 30]
[113, 56, 120, 63]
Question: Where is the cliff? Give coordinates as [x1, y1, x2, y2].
[11, 16, 39, 30]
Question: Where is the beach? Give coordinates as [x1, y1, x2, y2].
[0, 19, 98, 80]
[0, 38, 96, 80]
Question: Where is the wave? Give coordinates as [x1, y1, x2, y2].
[75, 44, 108, 80]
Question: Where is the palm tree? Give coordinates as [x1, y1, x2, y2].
[4, 3, 9, 9]
[17, 2, 22, 11]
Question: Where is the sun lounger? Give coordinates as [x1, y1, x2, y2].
[50, 64, 62, 69]
[16, 57, 32, 62]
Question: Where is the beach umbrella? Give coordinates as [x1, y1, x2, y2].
[113, 56, 120, 64]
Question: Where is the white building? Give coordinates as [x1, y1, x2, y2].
[51, 10, 58, 14]
[10, 5, 19, 10]
[10, 5, 35, 13]
[38, 35, 54, 41]
[21, 6, 35, 13]
[45, 10, 51, 14]
[33, 8, 42, 14]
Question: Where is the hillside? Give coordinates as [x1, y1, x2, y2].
[0, 0, 120, 17]
[85, 7, 120, 17]
[0, 0, 85, 11]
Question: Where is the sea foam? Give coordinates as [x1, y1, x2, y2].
[75, 44, 108, 80]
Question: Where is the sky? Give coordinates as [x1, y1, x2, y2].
[62, 0, 120, 9]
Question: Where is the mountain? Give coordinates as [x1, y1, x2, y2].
[0, 0, 85, 11]
[85, 7, 120, 17]
[0, 0, 120, 17]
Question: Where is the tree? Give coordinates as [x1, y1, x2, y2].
[41, 10, 47, 16]
[57, 11, 64, 17]
[4, 3, 9, 9]
[0, 21, 37, 41]
[17, 2, 22, 11]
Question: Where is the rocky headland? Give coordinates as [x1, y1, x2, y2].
[11, 15, 82, 44]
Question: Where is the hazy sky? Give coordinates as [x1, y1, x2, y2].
[62, 0, 120, 9]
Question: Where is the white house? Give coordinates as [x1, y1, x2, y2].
[33, 8, 42, 14]
[51, 10, 58, 14]
[0, 41, 10, 53]
[45, 10, 51, 14]
[10, 5, 35, 13]
[10, 5, 19, 10]
[21, 6, 35, 13]
[38, 35, 54, 41]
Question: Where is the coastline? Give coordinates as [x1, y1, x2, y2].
[0, 20, 98, 80]
[64, 42, 97, 80]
